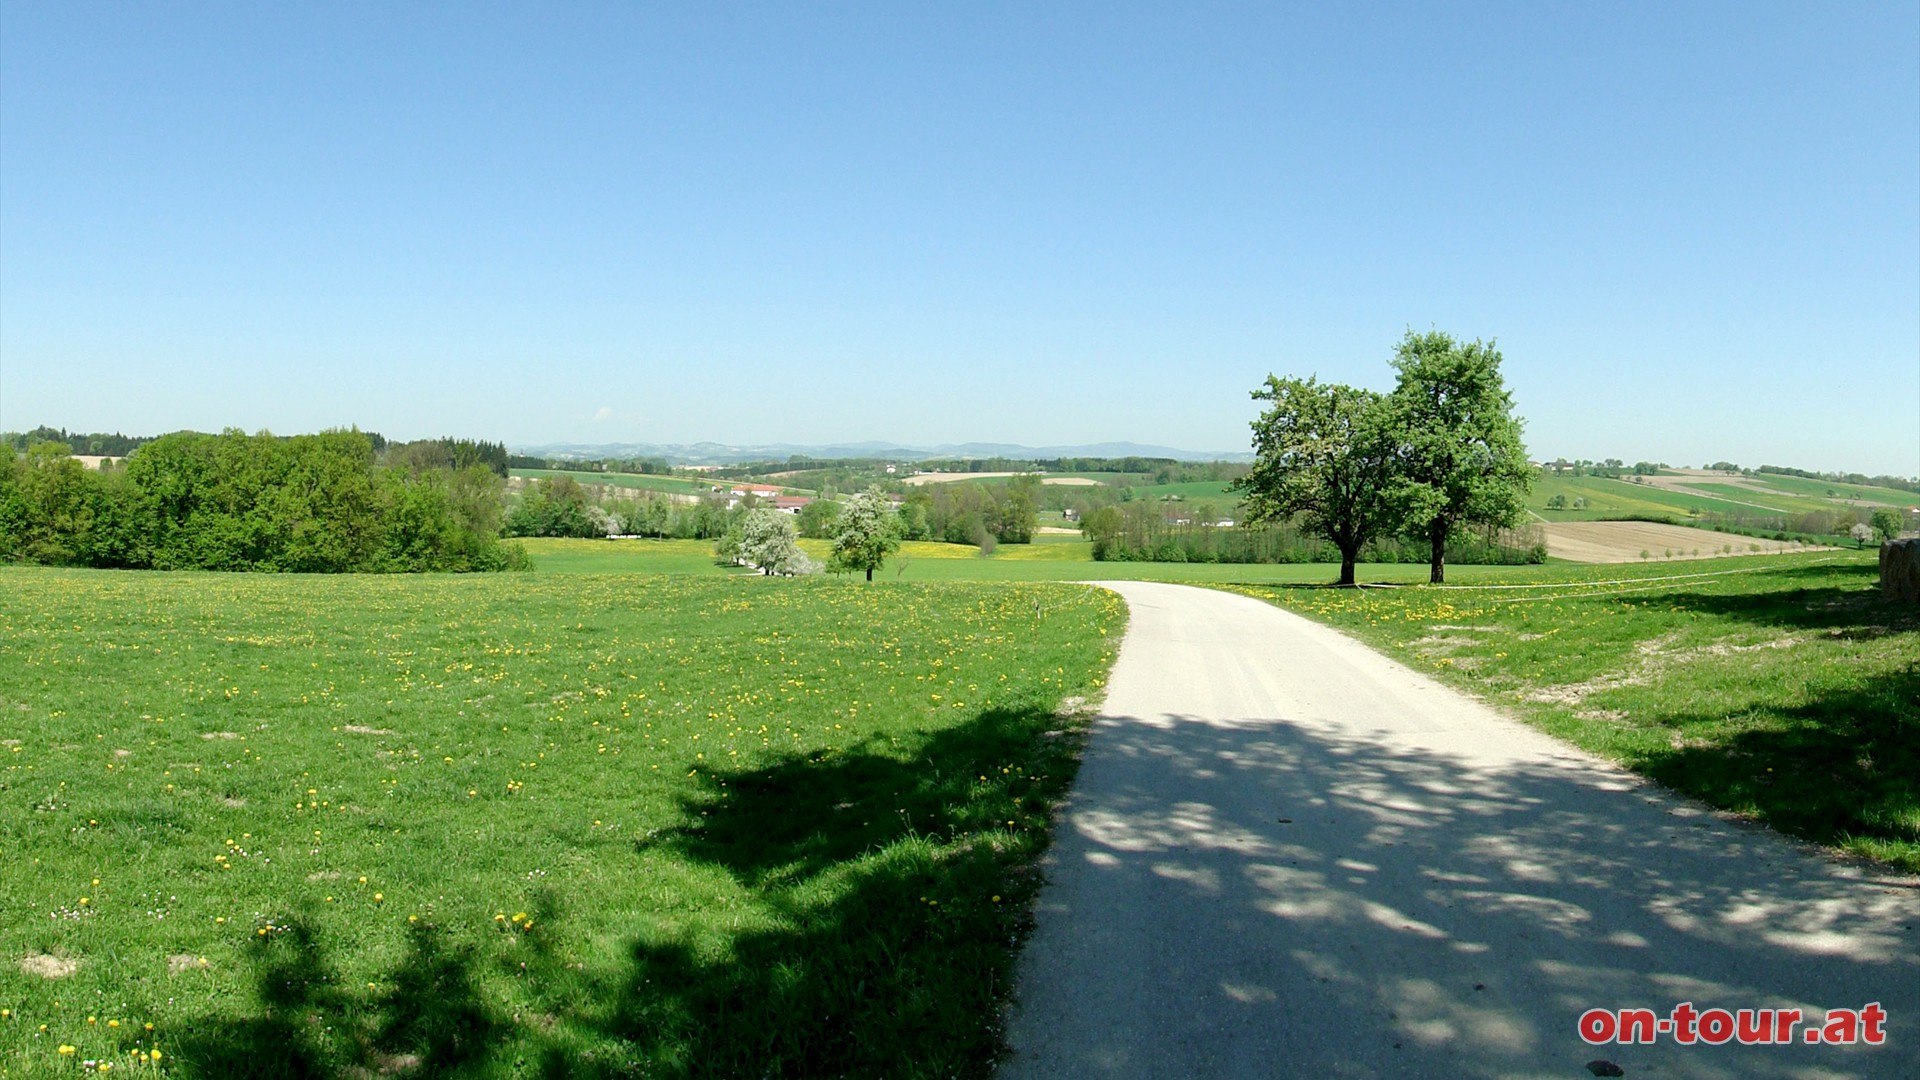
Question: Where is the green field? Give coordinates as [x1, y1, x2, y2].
[511, 468, 723, 497]
[1232, 550, 1919, 870]
[0, 568, 1121, 1078]
[1678, 481, 1833, 516]
[1128, 480, 1239, 503]
[1526, 474, 1761, 521]
[518, 537, 1556, 585]
[1747, 472, 1918, 508]
[1528, 471, 1919, 525]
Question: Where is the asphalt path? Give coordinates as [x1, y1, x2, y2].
[999, 581, 1919, 1079]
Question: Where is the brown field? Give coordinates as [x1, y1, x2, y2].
[1540, 520, 1823, 563]
[899, 472, 1101, 486]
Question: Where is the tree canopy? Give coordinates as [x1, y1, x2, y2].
[1232, 329, 1532, 585]
[830, 489, 901, 581]
[734, 509, 814, 576]
[1385, 330, 1532, 583]
[1, 429, 521, 572]
[1232, 376, 1395, 586]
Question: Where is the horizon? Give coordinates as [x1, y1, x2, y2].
[3, 3, 1916, 476]
[11, 422, 1919, 482]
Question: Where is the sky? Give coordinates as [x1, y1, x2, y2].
[2, 2, 1916, 475]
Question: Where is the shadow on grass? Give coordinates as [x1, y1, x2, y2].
[172, 705, 1081, 1079]
[1643, 567, 1916, 639]
[171, 917, 502, 1079]
[1634, 663, 1920, 863]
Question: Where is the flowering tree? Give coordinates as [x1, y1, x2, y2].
[830, 489, 901, 581]
[736, 509, 815, 575]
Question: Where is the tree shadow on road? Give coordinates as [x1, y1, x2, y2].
[1003, 708, 1920, 1079]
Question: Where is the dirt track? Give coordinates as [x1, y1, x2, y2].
[1540, 520, 1817, 563]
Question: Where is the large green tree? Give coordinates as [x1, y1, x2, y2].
[1870, 508, 1903, 542]
[1232, 376, 1396, 585]
[830, 489, 901, 581]
[1386, 330, 1532, 583]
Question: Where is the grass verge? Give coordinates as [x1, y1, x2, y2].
[0, 568, 1123, 1078]
[1226, 551, 1919, 872]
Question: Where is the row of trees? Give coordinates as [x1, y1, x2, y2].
[0, 431, 522, 572]
[1236, 330, 1533, 584]
[1541, 457, 1663, 478]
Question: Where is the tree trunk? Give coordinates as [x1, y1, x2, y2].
[1429, 520, 1448, 584]
[866, 566, 874, 582]
[1337, 545, 1358, 586]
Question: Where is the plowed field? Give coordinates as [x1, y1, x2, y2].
[1540, 520, 1820, 562]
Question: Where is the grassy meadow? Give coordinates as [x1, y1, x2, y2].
[0, 568, 1122, 1078]
[1230, 550, 1920, 871]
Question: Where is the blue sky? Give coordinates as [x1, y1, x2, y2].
[3, 2, 1916, 474]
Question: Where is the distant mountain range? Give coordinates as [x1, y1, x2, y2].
[511, 440, 1253, 465]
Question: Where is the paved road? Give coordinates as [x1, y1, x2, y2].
[999, 581, 1919, 1079]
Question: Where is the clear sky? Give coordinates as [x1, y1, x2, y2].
[3, 2, 1916, 474]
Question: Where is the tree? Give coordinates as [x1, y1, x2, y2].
[1079, 505, 1123, 551]
[1870, 508, 1903, 542]
[734, 509, 813, 575]
[993, 475, 1039, 543]
[829, 488, 901, 581]
[796, 497, 843, 539]
[1850, 522, 1874, 548]
[1232, 376, 1396, 586]
[1385, 330, 1533, 583]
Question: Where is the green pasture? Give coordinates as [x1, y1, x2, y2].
[0, 568, 1122, 1078]
[1232, 550, 1919, 871]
